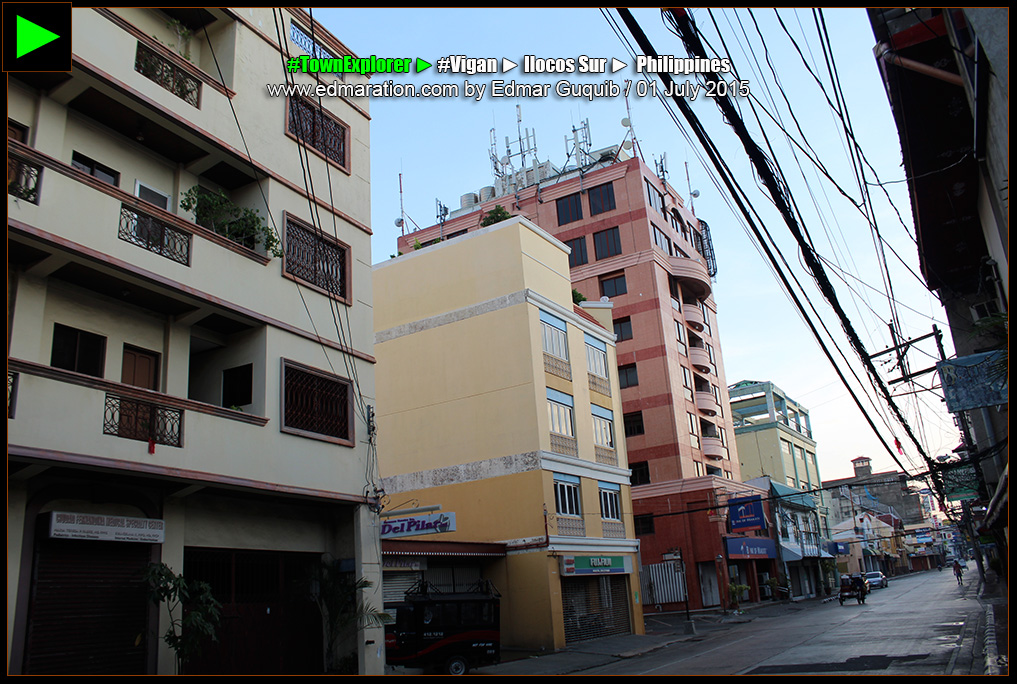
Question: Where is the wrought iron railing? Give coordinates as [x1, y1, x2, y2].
[550, 433, 579, 458]
[588, 372, 610, 396]
[103, 393, 183, 447]
[555, 516, 586, 537]
[595, 445, 618, 466]
[543, 352, 572, 381]
[284, 218, 347, 298]
[119, 205, 192, 265]
[288, 97, 347, 167]
[8, 154, 42, 204]
[134, 42, 200, 107]
[8, 371, 18, 419]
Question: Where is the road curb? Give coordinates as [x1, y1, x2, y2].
[983, 605, 1000, 676]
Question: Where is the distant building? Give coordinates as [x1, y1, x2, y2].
[374, 217, 643, 651]
[823, 457, 926, 526]
[8, 8, 380, 674]
[398, 125, 749, 611]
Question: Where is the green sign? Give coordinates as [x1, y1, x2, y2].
[560, 555, 630, 575]
[943, 464, 979, 501]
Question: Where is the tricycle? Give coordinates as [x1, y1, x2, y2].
[838, 575, 867, 605]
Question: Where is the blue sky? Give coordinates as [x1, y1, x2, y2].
[311, 7, 958, 481]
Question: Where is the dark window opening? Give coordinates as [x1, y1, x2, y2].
[51, 323, 106, 378]
[593, 227, 622, 260]
[222, 363, 253, 408]
[614, 317, 633, 341]
[566, 236, 588, 267]
[556, 192, 583, 225]
[589, 182, 616, 215]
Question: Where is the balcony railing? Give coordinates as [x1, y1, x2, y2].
[595, 445, 618, 466]
[588, 372, 611, 396]
[8, 154, 42, 204]
[8, 371, 18, 418]
[555, 516, 586, 537]
[103, 393, 183, 447]
[543, 353, 572, 381]
[550, 433, 579, 458]
[134, 42, 201, 107]
[119, 205, 192, 265]
[602, 520, 626, 539]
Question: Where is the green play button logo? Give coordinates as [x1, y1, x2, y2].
[17, 16, 60, 58]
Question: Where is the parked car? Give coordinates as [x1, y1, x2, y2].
[865, 571, 889, 588]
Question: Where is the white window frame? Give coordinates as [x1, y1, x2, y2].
[599, 486, 621, 521]
[541, 312, 569, 361]
[134, 180, 171, 210]
[547, 390, 575, 438]
[586, 342, 608, 379]
[593, 414, 614, 448]
[555, 476, 582, 517]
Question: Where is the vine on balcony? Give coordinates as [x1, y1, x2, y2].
[180, 186, 281, 257]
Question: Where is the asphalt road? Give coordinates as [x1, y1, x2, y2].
[585, 570, 982, 675]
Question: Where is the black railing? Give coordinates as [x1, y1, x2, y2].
[119, 205, 192, 265]
[134, 42, 200, 107]
[8, 371, 18, 419]
[8, 155, 42, 204]
[103, 393, 183, 447]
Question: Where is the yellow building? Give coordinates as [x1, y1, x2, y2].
[374, 217, 643, 652]
[8, 8, 381, 674]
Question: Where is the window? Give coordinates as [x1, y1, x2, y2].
[541, 311, 569, 360]
[592, 404, 615, 449]
[554, 474, 582, 517]
[593, 227, 622, 260]
[599, 483, 621, 520]
[284, 214, 350, 301]
[614, 317, 632, 341]
[585, 334, 608, 378]
[634, 514, 655, 535]
[282, 360, 352, 444]
[288, 97, 349, 168]
[290, 21, 345, 79]
[682, 366, 694, 401]
[688, 412, 700, 449]
[695, 461, 705, 477]
[645, 179, 665, 216]
[671, 210, 690, 242]
[589, 182, 616, 215]
[135, 181, 170, 210]
[72, 152, 119, 186]
[600, 273, 627, 298]
[556, 192, 582, 225]
[675, 320, 687, 355]
[618, 363, 638, 388]
[222, 363, 253, 408]
[547, 388, 575, 438]
[630, 461, 650, 486]
[566, 236, 588, 267]
[51, 323, 106, 378]
[624, 411, 644, 437]
[653, 225, 673, 255]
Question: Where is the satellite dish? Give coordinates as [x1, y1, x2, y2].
[621, 117, 631, 127]
[622, 140, 633, 150]
[500, 156, 510, 166]
[691, 190, 700, 198]
[394, 217, 404, 227]
[600, 296, 609, 302]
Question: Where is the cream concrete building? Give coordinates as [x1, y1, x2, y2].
[374, 217, 643, 651]
[8, 8, 381, 674]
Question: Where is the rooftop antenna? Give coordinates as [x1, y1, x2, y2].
[490, 106, 540, 193]
[435, 199, 448, 240]
[622, 96, 646, 163]
[394, 172, 421, 235]
[655, 152, 669, 183]
[685, 161, 700, 214]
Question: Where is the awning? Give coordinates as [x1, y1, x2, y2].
[780, 542, 822, 563]
[382, 539, 507, 557]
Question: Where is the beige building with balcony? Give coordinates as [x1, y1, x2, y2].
[8, 8, 381, 675]
[374, 217, 643, 651]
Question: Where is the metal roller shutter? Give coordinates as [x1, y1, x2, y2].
[24, 538, 151, 674]
[561, 575, 630, 644]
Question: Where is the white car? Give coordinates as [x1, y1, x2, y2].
[865, 571, 889, 588]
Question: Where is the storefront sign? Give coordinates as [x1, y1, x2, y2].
[382, 558, 426, 571]
[381, 512, 456, 538]
[47, 511, 165, 543]
[728, 495, 766, 532]
[560, 555, 631, 575]
[725, 536, 776, 559]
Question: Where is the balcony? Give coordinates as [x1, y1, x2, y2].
[8, 371, 18, 418]
[667, 254, 712, 299]
[544, 353, 572, 381]
[702, 436, 726, 460]
[103, 393, 183, 447]
[595, 445, 618, 466]
[134, 42, 201, 107]
[588, 372, 611, 397]
[119, 204, 192, 266]
[8, 154, 42, 205]
[550, 433, 579, 458]
[695, 390, 720, 416]
[689, 346, 712, 374]
[683, 305, 705, 331]
[555, 516, 586, 537]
